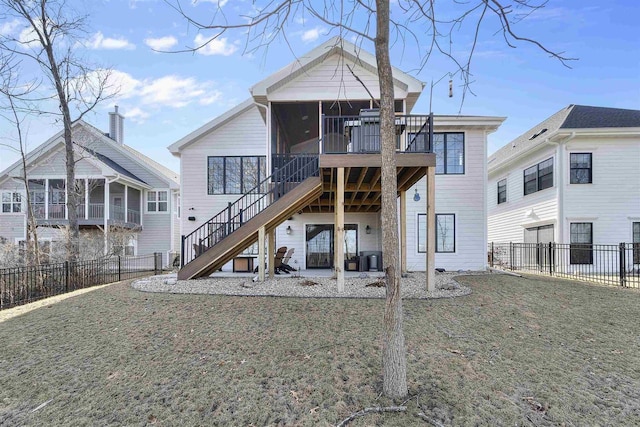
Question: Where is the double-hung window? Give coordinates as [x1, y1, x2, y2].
[570, 153, 592, 184]
[147, 190, 168, 212]
[207, 156, 266, 195]
[418, 213, 456, 253]
[524, 157, 553, 195]
[1, 191, 22, 213]
[570, 222, 593, 265]
[433, 133, 464, 174]
[497, 179, 507, 204]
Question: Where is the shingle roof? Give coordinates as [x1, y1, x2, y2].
[489, 105, 640, 172]
[561, 105, 640, 129]
[79, 144, 147, 185]
[121, 144, 179, 185]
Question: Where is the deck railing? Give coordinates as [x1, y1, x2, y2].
[322, 113, 433, 154]
[181, 154, 319, 268]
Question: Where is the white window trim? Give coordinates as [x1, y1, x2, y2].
[145, 189, 170, 214]
[416, 212, 457, 254]
[1, 190, 24, 215]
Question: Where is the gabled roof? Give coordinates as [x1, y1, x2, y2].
[0, 120, 179, 189]
[488, 105, 640, 173]
[250, 37, 424, 108]
[121, 144, 179, 185]
[167, 98, 255, 154]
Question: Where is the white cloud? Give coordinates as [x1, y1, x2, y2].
[86, 32, 135, 50]
[294, 17, 306, 25]
[107, 70, 222, 110]
[193, 34, 237, 56]
[123, 107, 150, 123]
[192, 0, 229, 6]
[301, 27, 326, 43]
[0, 19, 21, 36]
[144, 36, 178, 51]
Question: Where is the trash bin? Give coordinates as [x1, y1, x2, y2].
[368, 254, 378, 272]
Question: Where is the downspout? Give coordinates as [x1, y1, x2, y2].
[547, 132, 576, 243]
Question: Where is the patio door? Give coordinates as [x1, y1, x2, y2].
[305, 224, 358, 269]
[524, 224, 554, 269]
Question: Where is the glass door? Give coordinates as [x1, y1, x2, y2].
[305, 224, 358, 269]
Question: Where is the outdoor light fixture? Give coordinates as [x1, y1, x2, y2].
[413, 189, 421, 202]
[365, 225, 371, 234]
[286, 225, 292, 235]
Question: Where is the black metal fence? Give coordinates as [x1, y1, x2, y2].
[0, 252, 163, 310]
[488, 242, 640, 288]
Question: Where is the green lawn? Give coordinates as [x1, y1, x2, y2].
[1, 274, 639, 426]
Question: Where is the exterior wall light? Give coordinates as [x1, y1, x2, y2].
[365, 225, 371, 234]
[286, 225, 292, 235]
[414, 189, 421, 202]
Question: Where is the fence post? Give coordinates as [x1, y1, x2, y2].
[118, 256, 122, 282]
[548, 242, 554, 276]
[509, 242, 514, 271]
[64, 261, 69, 292]
[154, 252, 160, 275]
[619, 243, 626, 287]
[490, 242, 494, 268]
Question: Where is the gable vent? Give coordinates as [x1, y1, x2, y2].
[528, 128, 547, 140]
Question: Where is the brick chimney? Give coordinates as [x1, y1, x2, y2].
[108, 105, 124, 144]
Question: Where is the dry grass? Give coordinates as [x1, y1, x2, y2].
[1, 274, 639, 426]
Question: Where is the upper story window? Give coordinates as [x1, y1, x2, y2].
[147, 190, 168, 213]
[570, 153, 592, 184]
[433, 133, 464, 174]
[524, 157, 553, 196]
[1, 191, 22, 213]
[207, 156, 266, 195]
[497, 179, 507, 204]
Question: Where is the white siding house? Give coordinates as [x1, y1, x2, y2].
[0, 108, 181, 266]
[488, 105, 640, 249]
[170, 38, 504, 275]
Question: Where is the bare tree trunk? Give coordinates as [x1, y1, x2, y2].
[375, 0, 408, 399]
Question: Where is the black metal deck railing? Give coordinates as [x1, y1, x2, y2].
[488, 242, 640, 288]
[181, 154, 319, 268]
[321, 113, 433, 154]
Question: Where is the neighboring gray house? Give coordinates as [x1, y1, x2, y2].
[0, 107, 180, 265]
[488, 105, 640, 261]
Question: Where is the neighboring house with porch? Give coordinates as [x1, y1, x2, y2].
[487, 105, 640, 265]
[0, 107, 181, 265]
[169, 37, 504, 287]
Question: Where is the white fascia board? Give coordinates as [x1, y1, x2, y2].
[432, 115, 507, 132]
[167, 98, 255, 154]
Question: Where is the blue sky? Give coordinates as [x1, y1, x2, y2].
[1, 0, 638, 174]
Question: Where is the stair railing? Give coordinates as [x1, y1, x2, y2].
[181, 154, 319, 268]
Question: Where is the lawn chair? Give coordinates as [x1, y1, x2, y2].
[254, 246, 288, 274]
[280, 248, 296, 272]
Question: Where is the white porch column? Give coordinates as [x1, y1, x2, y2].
[84, 178, 89, 220]
[318, 100, 323, 154]
[44, 178, 49, 219]
[64, 178, 68, 220]
[426, 167, 436, 291]
[336, 167, 345, 292]
[124, 184, 129, 223]
[104, 179, 110, 255]
[258, 225, 266, 282]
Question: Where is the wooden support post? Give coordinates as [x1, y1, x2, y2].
[104, 180, 110, 256]
[400, 190, 407, 274]
[426, 167, 436, 291]
[336, 167, 345, 292]
[268, 229, 275, 278]
[258, 226, 266, 282]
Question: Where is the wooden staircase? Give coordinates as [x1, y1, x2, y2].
[178, 155, 320, 280]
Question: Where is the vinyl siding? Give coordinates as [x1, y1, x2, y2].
[0, 215, 26, 241]
[269, 53, 409, 102]
[28, 149, 102, 177]
[138, 210, 172, 263]
[562, 136, 640, 244]
[179, 106, 267, 238]
[406, 129, 488, 271]
[488, 145, 558, 243]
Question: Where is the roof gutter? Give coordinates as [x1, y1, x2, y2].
[546, 132, 576, 243]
